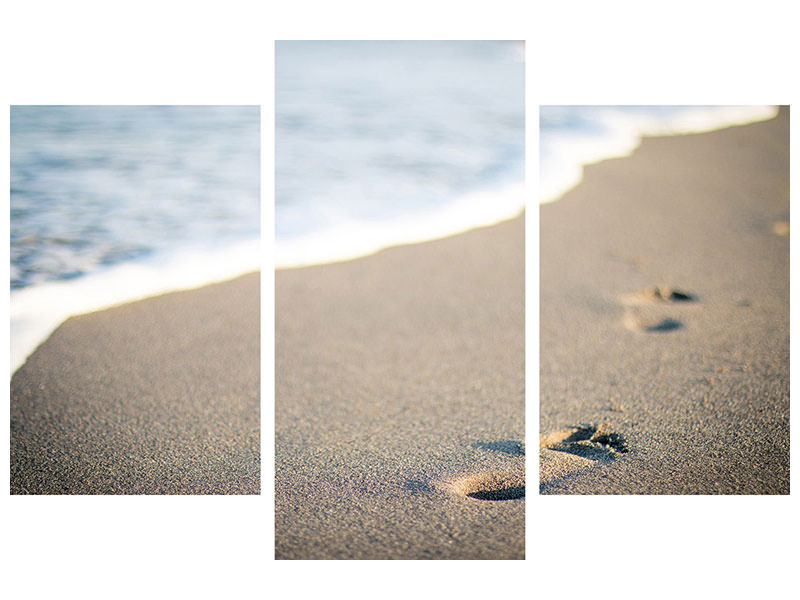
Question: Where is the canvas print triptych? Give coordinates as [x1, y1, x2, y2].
[8, 41, 789, 560]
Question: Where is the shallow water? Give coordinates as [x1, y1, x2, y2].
[10, 105, 260, 372]
[275, 41, 526, 267]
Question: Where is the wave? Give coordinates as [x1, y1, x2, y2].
[540, 105, 779, 204]
[10, 238, 260, 374]
[276, 181, 526, 269]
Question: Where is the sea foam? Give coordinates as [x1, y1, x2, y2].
[276, 182, 526, 269]
[10, 239, 259, 374]
[540, 105, 779, 204]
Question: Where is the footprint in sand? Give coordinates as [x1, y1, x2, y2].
[619, 285, 698, 332]
[449, 470, 525, 501]
[436, 440, 525, 501]
[540, 423, 628, 487]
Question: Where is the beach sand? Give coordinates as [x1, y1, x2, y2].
[10, 272, 260, 495]
[540, 108, 789, 494]
[276, 215, 525, 559]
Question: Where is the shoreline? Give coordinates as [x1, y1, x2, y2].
[10, 240, 260, 374]
[10, 272, 260, 495]
[539, 105, 779, 205]
[540, 108, 789, 494]
[276, 184, 525, 269]
[276, 214, 525, 559]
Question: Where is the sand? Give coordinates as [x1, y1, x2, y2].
[275, 215, 525, 559]
[10, 272, 260, 495]
[540, 108, 789, 494]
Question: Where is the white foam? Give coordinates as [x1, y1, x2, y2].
[276, 182, 526, 269]
[540, 105, 779, 204]
[10, 238, 260, 374]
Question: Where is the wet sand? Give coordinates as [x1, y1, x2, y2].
[10, 272, 260, 495]
[540, 108, 789, 494]
[276, 216, 525, 559]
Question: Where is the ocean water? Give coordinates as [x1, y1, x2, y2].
[275, 41, 526, 267]
[10, 105, 260, 373]
[539, 105, 779, 204]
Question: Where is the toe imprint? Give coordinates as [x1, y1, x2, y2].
[541, 423, 628, 460]
[620, 285, 698, 306]
[540, 423, 628, 487]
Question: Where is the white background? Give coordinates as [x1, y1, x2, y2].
[2, 1, 796, 598]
